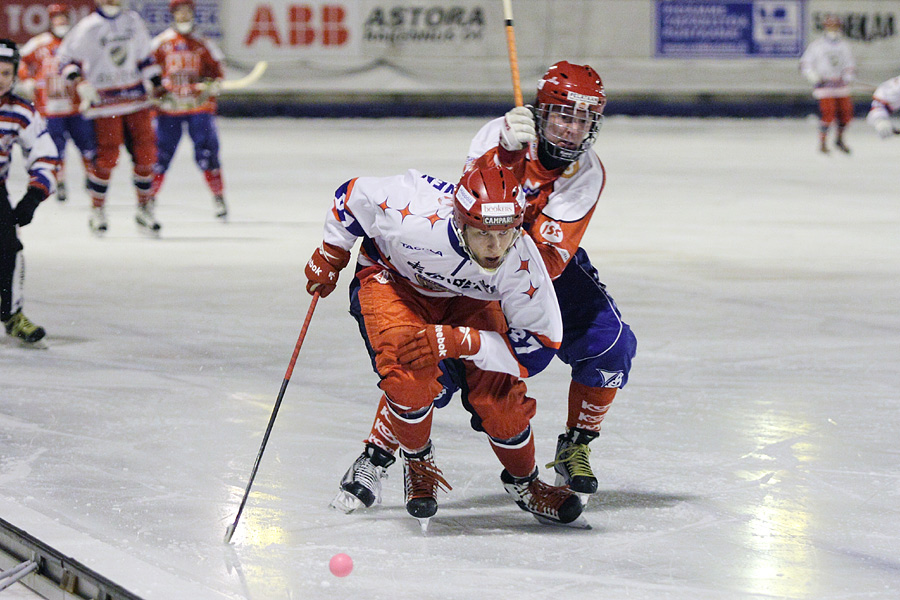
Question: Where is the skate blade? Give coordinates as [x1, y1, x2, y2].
[417, 517, 431, 534]
[553, 473, 595, 506]
[533, 513, 592, 529]
[329, 490, 365, 514]
[7, 338, 48, 350]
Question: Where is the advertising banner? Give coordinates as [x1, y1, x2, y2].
[656, 0, 805, 57]
[1, 0, 94, 44]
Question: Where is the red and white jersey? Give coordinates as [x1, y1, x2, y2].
[322, 169, 563, 378]
[56, 9, 161, 118]
[870, 75, 900, 117]
[0, 92, 59, 197]
[151, 28, 224, 115]
[799, 36, 856, 99]
[18, 33, 78, 117]
[466, 117, 605, 280]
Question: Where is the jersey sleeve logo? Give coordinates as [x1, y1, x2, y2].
[539, 220, 564, 243]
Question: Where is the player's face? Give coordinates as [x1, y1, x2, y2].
[173, 5, 194, 24]
[0, 63, 14, 96]
[542, 105, 594, 150]
[50, 14, 71, 37]
[463, 226, 519, 271]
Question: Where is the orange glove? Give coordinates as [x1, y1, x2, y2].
[397, 325, 482, 370]
[304, 242, 351, 297]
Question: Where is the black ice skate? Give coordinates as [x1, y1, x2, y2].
[4, 311, 46, 345]
[89, 206, 108, 236]
[330, 444, 396, 514]
[501, 467, 588, 528]
[213, 195, 228, 220]
[402, 443, 451, 532]
[835, 138, 851, 154]
[546, 428, 600, 501]
[56, 181, 67, 202]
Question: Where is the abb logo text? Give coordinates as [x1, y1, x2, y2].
[245, 4, 348, 47]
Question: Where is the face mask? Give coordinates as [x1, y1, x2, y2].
[174, 20, 194, 34]
[51, 25, 71, 38]
[825, 30, 840, 40]
[100, 4, 122, 18]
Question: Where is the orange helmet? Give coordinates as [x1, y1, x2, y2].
[169, 0, 194, 11]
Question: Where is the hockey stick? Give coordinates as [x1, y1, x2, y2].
[501, 0, 523, 106]
[221, 61, 268, 91]
[224, 291, 320, 544]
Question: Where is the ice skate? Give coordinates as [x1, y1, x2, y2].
[819, 139, 829, 154]
[213, 194, 228, 220]
[4, 311, 46, 345]
[136, 201, 161, 236]
[835, 138, 851, 154]
[402, 443, 451, 529]
[56, 181, 67, 202]
[546, 428, 599, 504]
[501, 467, 588, 528]
[88, 206, 108, 236]
[330, 444, 395, 514]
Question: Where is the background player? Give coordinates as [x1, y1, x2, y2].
[332, 61, 636, 513]
[306, 162, 585, 527]
[0, 40, 59, 344]
[56, 0, 167, 235]
[17, 3, 96, 203]
[866, 75, 900, 139]
[151, 0, 228, 220]
[799, 15, 856, 154]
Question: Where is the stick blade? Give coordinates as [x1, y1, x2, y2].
[223, 524, 236, 544]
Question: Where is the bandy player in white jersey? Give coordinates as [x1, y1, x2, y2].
[56, 0, 166, 235]
[305, 162, 586, 527]
[866, 75, 900, 139]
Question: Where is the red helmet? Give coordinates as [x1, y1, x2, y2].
[537, 61, 606, 116]
[534, 61, 606, 163]
[48, 4, 69, 18]
[453, 162, 524, 232]
[169, 0, 194, 11]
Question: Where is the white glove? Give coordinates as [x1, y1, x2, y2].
[16, 79, 36, 100]
[499, 106, 536, 151]
[200, 79, 222, 97]
[874, 118, 894, 139]
[76, 81, 100, 113]
[803, 70, 820, 85]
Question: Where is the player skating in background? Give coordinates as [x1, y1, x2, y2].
[866, 75, 900, 139]
[151, 0, 228, 220]
[799, 14, 856, 154]
[305, 162, 586, 527]
[56, 0, 167, 235]
[17, 4, 96, 204]
[0, 40, 59, 344]
[332, 61, 636, 513]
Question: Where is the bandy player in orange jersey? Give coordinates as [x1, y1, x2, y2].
[17, 4, 96, 203]
[151, 0, 228, 220]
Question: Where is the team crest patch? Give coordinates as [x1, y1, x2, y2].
[598, 369, 624, 388]
[110, 45, 128, 66]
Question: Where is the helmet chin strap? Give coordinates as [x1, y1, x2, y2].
[537, 139, 576, 171]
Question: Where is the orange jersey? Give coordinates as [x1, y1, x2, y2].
[18, 33, 78, 117]
[151, 28, 224, 115]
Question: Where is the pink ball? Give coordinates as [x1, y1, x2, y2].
[329, 553, 353, 577]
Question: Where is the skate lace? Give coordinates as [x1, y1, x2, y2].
[406, 458, 452, 499]
[8, 313, 37, 335]
[525, 479, 572, 515]
[353, 456, 384, 490]
[545, 443, 593, 478]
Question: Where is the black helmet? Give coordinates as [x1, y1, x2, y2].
[0, 39, 19, 72]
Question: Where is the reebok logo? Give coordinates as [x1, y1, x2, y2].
[434, 326, 448, 358]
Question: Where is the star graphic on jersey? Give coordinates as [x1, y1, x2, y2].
[524, 283, 538, 298]
[398, 203, 414, 221]
[517, 259, 530, 273]
[425, 211, 442, 227]
[378, 199, 389, 212]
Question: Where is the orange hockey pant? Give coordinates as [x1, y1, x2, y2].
[355, 267, 536, 455]
[89, 108, 157, 203]
[818, 96, 854, 127]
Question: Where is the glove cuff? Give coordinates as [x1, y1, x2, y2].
[321, 242, 351, 270]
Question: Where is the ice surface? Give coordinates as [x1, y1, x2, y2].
[1, 116, 899, 599]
